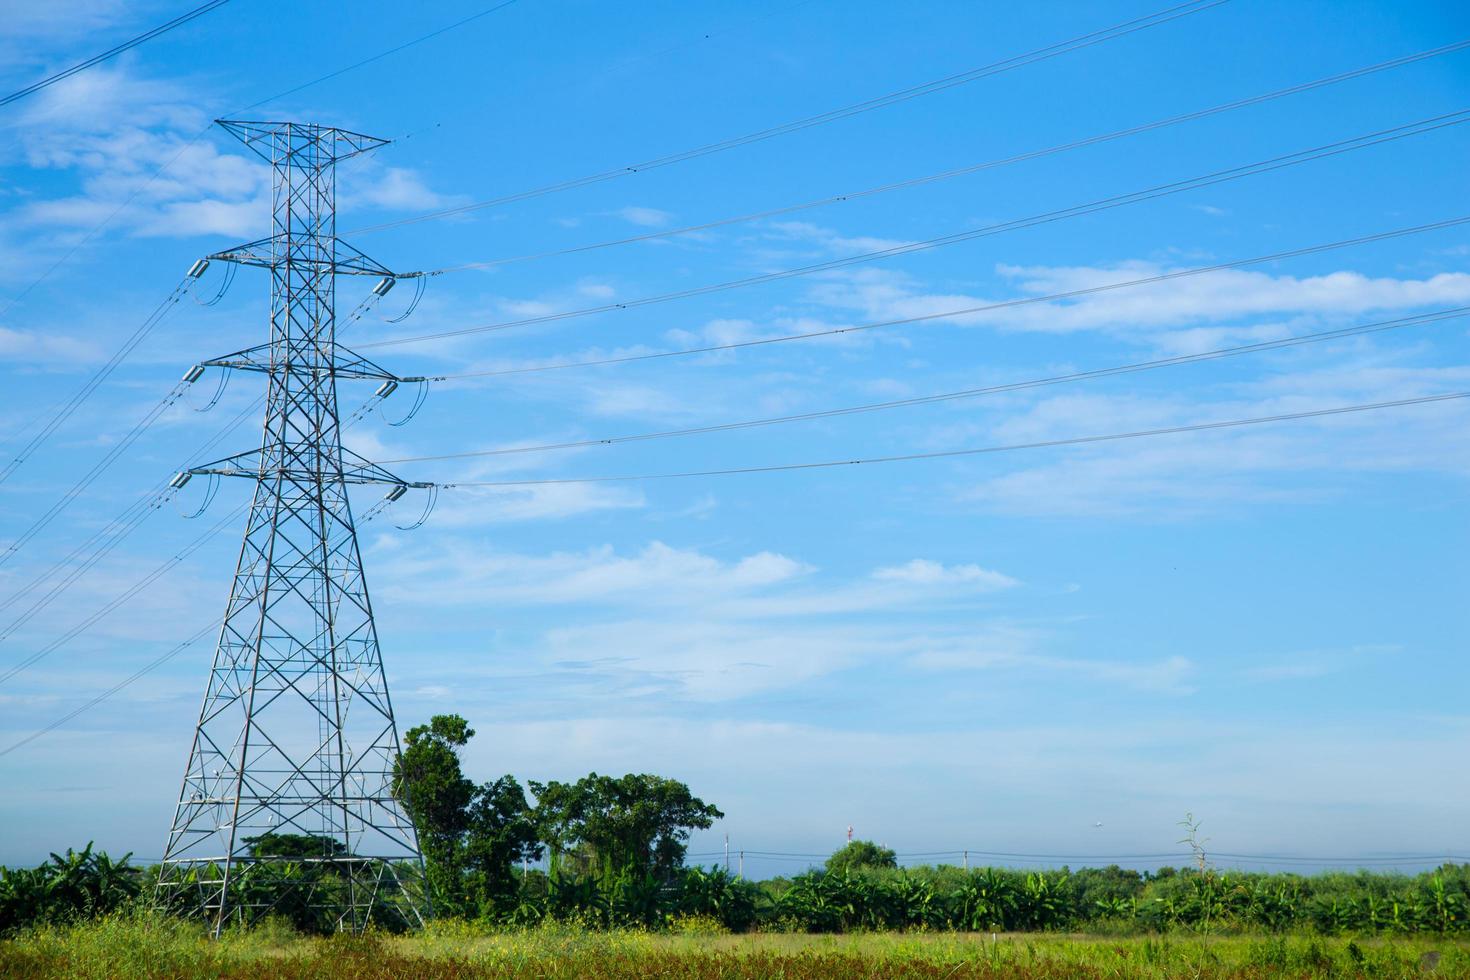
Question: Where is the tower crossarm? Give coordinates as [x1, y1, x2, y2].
[216, 119, 389, 164]
[201, 343, 423, 384]
[185, 447, 430, 489]
[207, 236, 411, 278]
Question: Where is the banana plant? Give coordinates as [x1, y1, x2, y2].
[951, 868, 1017, 931]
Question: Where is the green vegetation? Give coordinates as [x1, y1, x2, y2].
[9, 842, 1470, 938]
[4, 915, 1470, 979]
[0, 845, 140, 931]
[8, 711, 1470, 977]
[391, 713, 723, 920]
[824, 839, 898, 874]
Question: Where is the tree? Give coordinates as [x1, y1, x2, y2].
[243, 833, 346, 859]
[825, 840, 897, 874]
[391, 714, 477, 908]
[463, 775, 542, 912]
[391, 715, 543, 917]
[530, 772, 723, 881]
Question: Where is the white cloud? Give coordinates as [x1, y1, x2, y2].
[764, 219, 913, 255]
[380, 541, 813, 609]
[799, 261, 1470, 342]
[873, 558, 1018, 590]
[614, 206, 674, 228]
[364, 539, 1187, 703]
[5, 1, 123, 30]
[0, 325, 100, 364]
[428, 483, 646, 525]
[951, 364, 1470, 518]
[3, 62, 448, 246]
[343, 165, 450, 212]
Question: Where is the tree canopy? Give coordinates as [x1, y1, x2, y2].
[530, 772, 724, 880]
[825, 840, 898, 874]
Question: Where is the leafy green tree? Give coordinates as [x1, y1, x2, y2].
[463, 775, 542, 913]
[530, 772, 723, 881]
[392, 715, 544, 917]
[391, 714, 477, 909]
[825, 839, 897, 875]
[242, 832, 346, 859]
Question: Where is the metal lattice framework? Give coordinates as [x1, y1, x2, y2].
[156, 120, 427, 935]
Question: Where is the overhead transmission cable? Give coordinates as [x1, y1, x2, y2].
[0, 272, 200, 485]
[424, 39, 1470, 273]
[0, 0, 519, 320]
[0, 1, 232, 108]
[0, 366, 213, 570]
[251, 0, 520, 110]
[4, 404, 1464, 748]
[0, 397, 262, 650]
[363, 112, 1470, 350]
[0, 501, 249, 687]
[382, 308, 1470, 464]
[0, 289, 381, 582]
[429, 392, 1470, 488]
[350, 0, 1231, 236]
[0, 387, 393, 690]
[0, 293, 387, 679]
[404, 214, 1470, 374]
[0, 491, 405, 759]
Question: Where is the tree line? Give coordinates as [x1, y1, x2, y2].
[5, 713, 1470, 936]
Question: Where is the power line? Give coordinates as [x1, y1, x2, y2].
[0, 492, 403, 759]
[0, 388, 388, 690]
[0, 621, 218, 761]
[430, 392, 1470, 488]
[398, 214, 1470, 373]
[0, 502, 247, 688]
[0, 397, 263, 657]
[0, 1, 518, 320]
[0, 273, 197, 484]
[362, 117, 1470, 350]
[0, 288, 380, 598]
[0, 374, 196, 571]
[422, 39, 1470, 273]
[349, 0, 1231, 236]
[0, 1, 232, 109]
[0, 295, 386, 686]
[382, 308, 1470, 464]
[245, 0, 520, 111]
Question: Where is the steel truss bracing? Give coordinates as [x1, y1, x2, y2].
[156, 120, 427, 935]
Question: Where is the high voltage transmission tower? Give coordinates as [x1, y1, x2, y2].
[155, 120, 429, 934]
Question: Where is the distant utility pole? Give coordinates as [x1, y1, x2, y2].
[155, 120, 429, 936]
[724, 833, 730, 873]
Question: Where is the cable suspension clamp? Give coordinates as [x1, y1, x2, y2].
[374, 379, 399, 398]
[168, 471, 193, 489]
[186, 258, 210, 279]
[384, 484, 408, 502]
[371, 276, 396, 297]
[182, 364, 206, 384]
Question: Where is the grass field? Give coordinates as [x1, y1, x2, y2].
[4, 915, 1470, 979]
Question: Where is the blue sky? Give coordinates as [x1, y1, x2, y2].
[1, 0, 1468, 877]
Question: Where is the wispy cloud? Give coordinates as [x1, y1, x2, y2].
[613, 206, 674, 228]
[873, 558, 1018, 589]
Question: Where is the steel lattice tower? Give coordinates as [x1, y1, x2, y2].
[156, 120, 427, 934]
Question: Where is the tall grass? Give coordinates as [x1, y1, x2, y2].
[3, 913, 1470, 979]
